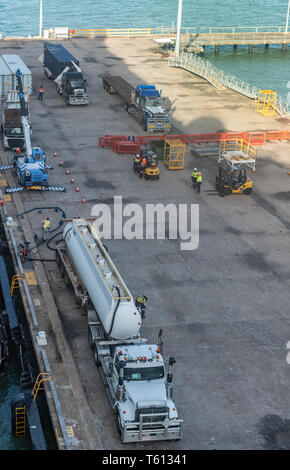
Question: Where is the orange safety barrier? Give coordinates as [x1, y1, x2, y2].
[99, 130, 290, 149]
[112, 141, 141, 154]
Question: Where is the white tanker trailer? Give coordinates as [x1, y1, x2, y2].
[56, 218, 182, 443]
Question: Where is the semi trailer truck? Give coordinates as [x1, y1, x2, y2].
[43, 43, 89, 105]
[56, 218, 182, 443]
[102, 75, 171, 133]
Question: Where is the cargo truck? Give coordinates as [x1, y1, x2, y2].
[43, 43, 89, 105]
[102, 76, 171, 133]
[1, 91, 30, 151]
[56, 218, 182, 443]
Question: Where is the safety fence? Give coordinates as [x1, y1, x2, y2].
[69, 28, 152, 38]
[68, 25, 289, 38]
[99, 130, 290, 149]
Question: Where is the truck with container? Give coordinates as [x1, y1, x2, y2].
[102, 75, 171, 133]
[43, 43, 89, 105]
[56, 218, 182, 443]
[1, 90, 30, 151]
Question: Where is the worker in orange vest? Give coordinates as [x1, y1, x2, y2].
[38, 85, 44, 101]
[139, 157, 147, 179]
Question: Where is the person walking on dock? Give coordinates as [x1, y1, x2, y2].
[196, 172, 202, 193]
[38, 85, 44, 101]
[191, 168, 198, 187]
[135, 295, 148, 319]
[42, 217, 50, 240]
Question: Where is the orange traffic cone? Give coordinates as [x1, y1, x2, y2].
[54, 152, 58, 158]
[82, 196, 87, 204]
[66, 169, 70, 175]
[75, 185, 80, 192]
[59, 160, 63, 166]
[71, 177, 75, 184]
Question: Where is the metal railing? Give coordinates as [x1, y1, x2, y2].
[169, 52, 290, 116]
[69, 28, 152, 38]
[68, 25, 290, 39]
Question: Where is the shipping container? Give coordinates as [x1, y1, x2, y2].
[1, 55, 32, 95]
[43, 43, 79, 79]
[0, 56, 13, 98]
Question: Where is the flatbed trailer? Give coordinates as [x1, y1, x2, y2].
[102, 75, 171, 133]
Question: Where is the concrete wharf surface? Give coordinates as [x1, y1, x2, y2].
[1, 36, 290, 450]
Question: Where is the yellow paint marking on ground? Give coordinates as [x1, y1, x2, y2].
[4, 194, 12, 201]
[66, 426, 74, 437]
[34, 298, 41, 306]
[24, 271, 38, 286]
[0, 179, 8, 187]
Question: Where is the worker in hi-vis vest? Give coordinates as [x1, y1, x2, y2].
[191, 168, 198, 186]
[135, 295, 148, 319]
[196, 172, 202, 193]
[42, 217, 51, 240]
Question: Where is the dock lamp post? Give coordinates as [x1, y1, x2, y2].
[39, 0, 43, 37]
[286, 0, 290, 33]
[175, 0, 183, 58]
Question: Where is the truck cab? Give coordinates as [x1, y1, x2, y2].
[135, 85, 171, 133]
[112, 344, 182, 442]
[62, 70, 88, 105]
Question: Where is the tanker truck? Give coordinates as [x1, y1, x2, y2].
[56, 218, 182, 443]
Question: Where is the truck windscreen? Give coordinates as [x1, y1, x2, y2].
[124, 366, 164, 381]
[70, 80, 84, 88]
[5, 127, 22, 136]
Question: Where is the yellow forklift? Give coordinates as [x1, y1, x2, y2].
[140, 148, 160, 180]
[216, 163, 253, 196]
[216, 140, 256, 196]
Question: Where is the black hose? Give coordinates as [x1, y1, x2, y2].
[108, 286, 121, 338]
[46, 232, 64, 251]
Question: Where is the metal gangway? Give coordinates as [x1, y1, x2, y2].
[169, 52, 290, 116]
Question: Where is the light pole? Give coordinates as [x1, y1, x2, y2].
[175, 0, 183, 58]
[286, 0, 290, 33]
[39, 0, 43, 37]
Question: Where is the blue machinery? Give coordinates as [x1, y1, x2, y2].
[0, 69, 65, 193]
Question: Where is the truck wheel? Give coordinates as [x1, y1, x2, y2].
[93, 343, 100, 366]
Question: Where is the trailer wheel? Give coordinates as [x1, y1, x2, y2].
[93, 343, 100, 366]
[88, 326, 94, 349]
[55, 250, 61, 267]
[116, 411, 122, 436]
[64, 272, 71, 288]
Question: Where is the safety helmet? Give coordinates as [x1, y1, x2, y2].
[193, 168, 197, 171]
